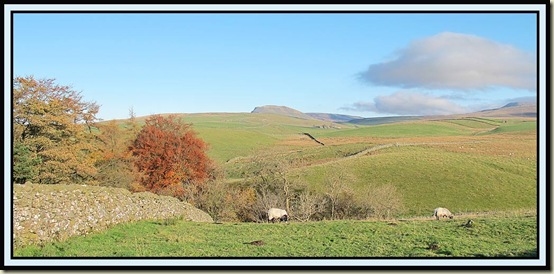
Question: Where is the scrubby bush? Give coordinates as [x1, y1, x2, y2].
[196, 179, 257, 223]
[322, 169, 357, 220]
[290, 191, 327, 222]
[356, 184, 404, 219]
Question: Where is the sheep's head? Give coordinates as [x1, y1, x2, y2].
[280, 214, 288, 222]
[449, 215, 454, 219]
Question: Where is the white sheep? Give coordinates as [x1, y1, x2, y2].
[433, 207, 453, 220]
[267, 208, 288, 223]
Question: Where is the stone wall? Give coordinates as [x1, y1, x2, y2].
[13, 183, 213, 247]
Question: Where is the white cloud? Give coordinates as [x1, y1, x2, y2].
[359, 32, 536, 91]
[344, 91, 470, 116]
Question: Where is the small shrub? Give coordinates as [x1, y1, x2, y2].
[357, 184, 404, 219]
[196, 180, 257, 222]
[291, 191, 326, 222]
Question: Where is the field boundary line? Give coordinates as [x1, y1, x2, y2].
[294, 140, 485, 170]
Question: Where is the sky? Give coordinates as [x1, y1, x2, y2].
[11, 7, 538, 120]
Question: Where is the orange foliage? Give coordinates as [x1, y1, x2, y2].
[13, 76, 100, 184]
[129, 115, 212, 200]
[94, 119, 143, 189]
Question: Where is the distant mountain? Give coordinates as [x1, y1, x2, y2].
[251, 105, 314, 120]
[502, 102, 520, 108]
[251, 106, 364, 123]
[305, 113, 364, 123]
[250, 101, 536, 127]
[475, 101, 537, 118]
[344, 101, 537, 126]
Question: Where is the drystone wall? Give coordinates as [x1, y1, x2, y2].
[13, 183, 213, 247]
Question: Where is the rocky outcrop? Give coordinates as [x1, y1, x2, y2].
[12, 183, 213, 247]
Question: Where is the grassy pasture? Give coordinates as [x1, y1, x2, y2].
[486, 120, 537, 135]
[442, 118, 499, 129]
[14, 213, 536, 257]
[15, 115, 537, 258]
[196, 128, 278, 163]
[104, 115, 537, 216]
[316, 121, 476, 138]
[294, 144, 536, 216]
[184, 115, 537, 216]
[207, 116, 537, 216]
[171, 113, 351, 163]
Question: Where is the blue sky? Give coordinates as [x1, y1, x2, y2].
[12, 11, 537, 120]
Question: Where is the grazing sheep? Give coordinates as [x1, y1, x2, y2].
[433, 207, 453, 220]
[267, 208, 288, 223]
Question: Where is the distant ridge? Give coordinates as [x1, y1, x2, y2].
[348, 116, 422, 126]
[251, 105, 365, 123]
[251, 105, 314, 120]
[306, 113, 364, 123]
[502, 102, 520, 108]
[475, 101, 536, 118]
[342, 101, 536, 125]
[247, 101, 536, 126]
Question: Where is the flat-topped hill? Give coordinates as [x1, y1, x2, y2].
[251, 105, 314, 120]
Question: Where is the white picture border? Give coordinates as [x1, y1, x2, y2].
[3, 3, 548, 269]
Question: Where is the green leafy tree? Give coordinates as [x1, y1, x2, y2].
[13, 142, 41, 184]
[12, 76, 99, 184]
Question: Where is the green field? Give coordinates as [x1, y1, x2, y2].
[294, 145, 536, 216]
[162, 113, 354, 163]
[316, 121, 474, 138]
[486, 121, 536, 135]
[193, 115, 537, 216]
[113, 114, 537, 216]
[14, 113, 538, 257]
[14, 213, 536, 257]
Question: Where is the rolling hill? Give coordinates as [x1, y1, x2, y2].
[249, 101, 536, 126]
[305, 113, 364, 123]
[475, 102, 536, 118]
[348, 101, 537, 125]
[251, 105, 363, 122]
[251, 105, 314, 120]
[100, 101, 537, 217]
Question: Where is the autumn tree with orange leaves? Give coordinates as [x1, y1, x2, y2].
[94, 118, 144, 190]
[13, 76, 99, 184]
[129, 115, 212, 202]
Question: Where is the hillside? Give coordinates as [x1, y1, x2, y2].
[251, 106, 363, 123]
[348, 101, 537, 126]
[306, 113, 363, 123]
[475, 102, 536, 118]
[251, 105, 314, 120]
[97, 105, 537, 218]
[223, 116, 537, 216]
[347, 116, 422, 126]
[248, 101, 537, 128]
